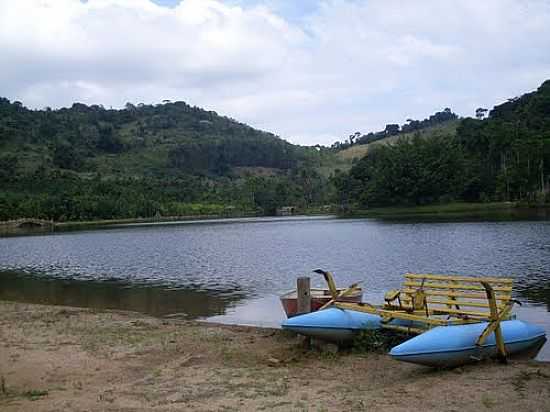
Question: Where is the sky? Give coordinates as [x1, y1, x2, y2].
[1, 0, 550, 146]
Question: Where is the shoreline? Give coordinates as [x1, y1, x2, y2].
[343, 202, 550, 220]
[1, 300, 550, 411]
[0, 212, 334, 237]
[2, 201, 550, 236]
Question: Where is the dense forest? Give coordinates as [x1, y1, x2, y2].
[0, 99, 333, 220]
[1, 80, 549, 222]
[335, 80, 550, 207]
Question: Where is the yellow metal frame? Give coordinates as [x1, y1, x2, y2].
[319, 271, 515, 361]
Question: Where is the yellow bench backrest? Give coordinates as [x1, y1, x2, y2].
[386, 273, 514, 321]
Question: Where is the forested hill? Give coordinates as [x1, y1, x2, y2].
[3, 80, 549, 222]
[456, 80, 550, 201]
[0, 99, 312, 176]
[336, 80, 550, 207]
[0, 99, 332, 221]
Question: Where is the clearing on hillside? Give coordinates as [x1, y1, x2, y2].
[337, 119, 460, 162]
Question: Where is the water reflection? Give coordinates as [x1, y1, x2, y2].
[517, 281, 550, 309]
[0, 216, 549, 359]
[0, 271, 247, 317]
[206, 294, 286, 328]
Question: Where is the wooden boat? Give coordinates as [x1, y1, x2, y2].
[280, 287, 362, 318]
[390, 320, 547, 367]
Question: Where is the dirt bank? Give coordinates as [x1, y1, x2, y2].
[1, 301, 549, 411]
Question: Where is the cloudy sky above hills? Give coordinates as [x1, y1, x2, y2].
[1, 0, 550, 145]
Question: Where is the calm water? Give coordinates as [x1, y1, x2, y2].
[1, 216, 549, 359]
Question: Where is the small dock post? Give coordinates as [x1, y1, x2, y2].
[296, 277, 311, 315]
[296, 276, 312, 348]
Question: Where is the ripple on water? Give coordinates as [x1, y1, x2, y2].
[0, 217, 549, 356]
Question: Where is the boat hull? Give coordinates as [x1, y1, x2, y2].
[390, 320, 547, 367]
[281, 307, 415, 343]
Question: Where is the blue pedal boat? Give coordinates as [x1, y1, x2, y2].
[283, 271, 548, 367]
[282, 308, 547, 365]
[389, 320, 547, 367]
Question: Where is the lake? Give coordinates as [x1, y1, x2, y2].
[1, 216, 549, 360]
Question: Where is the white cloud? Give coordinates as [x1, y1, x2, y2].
[1, 0, 550, 145]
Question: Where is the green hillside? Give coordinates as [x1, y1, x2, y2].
[336, 80, 550, 208]
[0, 99, 315, 176]
[336, 119, 460, 163]
[2, 80, 548, 222]
[0, 99, 334, 220]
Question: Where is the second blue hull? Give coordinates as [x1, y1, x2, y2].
[390, 320, 547, 367]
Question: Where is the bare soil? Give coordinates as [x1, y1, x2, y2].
[1, 301, 549, 411]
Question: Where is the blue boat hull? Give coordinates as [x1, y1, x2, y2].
[281, 307, 419, 343]
[281, 308, 382, 342]
[390, 320, 547, 367]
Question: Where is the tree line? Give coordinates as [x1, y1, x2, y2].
[2, 79, 548, 222]
[334, 80, 550, 207]
[331, 108, 458, 150]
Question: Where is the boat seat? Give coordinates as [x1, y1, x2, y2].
[383, 273, 515, 323]
[332, 272, 518, 361]
[384, 289, 400, 304]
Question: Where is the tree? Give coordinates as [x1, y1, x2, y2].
[0, 154, 18, 181]
[52, 141, 82, 170]
[349, 131, 361, 146]
[384, 124, 400, 136]
[475, 107, 488, 120]
[338, 134, 465, 207]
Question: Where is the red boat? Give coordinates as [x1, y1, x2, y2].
[280, 287, 363, 318]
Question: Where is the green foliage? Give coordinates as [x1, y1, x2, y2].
[4, 79, 548, 222]
[0, 97, 315, 176]
[0, 98, 334, 221]
[0, 153, 18, 180]
[338, 134, 465, 207]
[457, 80, 550, 202]
[0, 165, 333, 221]
[23, 389, 49, 401]
[51, 141, 83, 170]
[337, 79, 550, 208]
[332, 108, 459, 150]
[352, 329, 409, 353]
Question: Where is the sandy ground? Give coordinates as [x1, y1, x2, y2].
[1, 301, 550, 412]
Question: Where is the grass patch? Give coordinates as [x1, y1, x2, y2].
[336, 120, 460, 162]
[352, 329, 409, 353]
[0, 376, 48, 402]
[481, 393, 495, 409]
[66, 321, 179, 355]
[23, 389, 49, 401]
[258, 400, 293, 410]
[351, 202, 515, 216]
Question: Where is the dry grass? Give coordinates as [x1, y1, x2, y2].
[1, 300, 549, 411]
[336, 120, 460, 162]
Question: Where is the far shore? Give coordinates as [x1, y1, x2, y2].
[1, 202, 550, 237]
[344, 201, 550, 220]
[0, 211, 331, 236]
